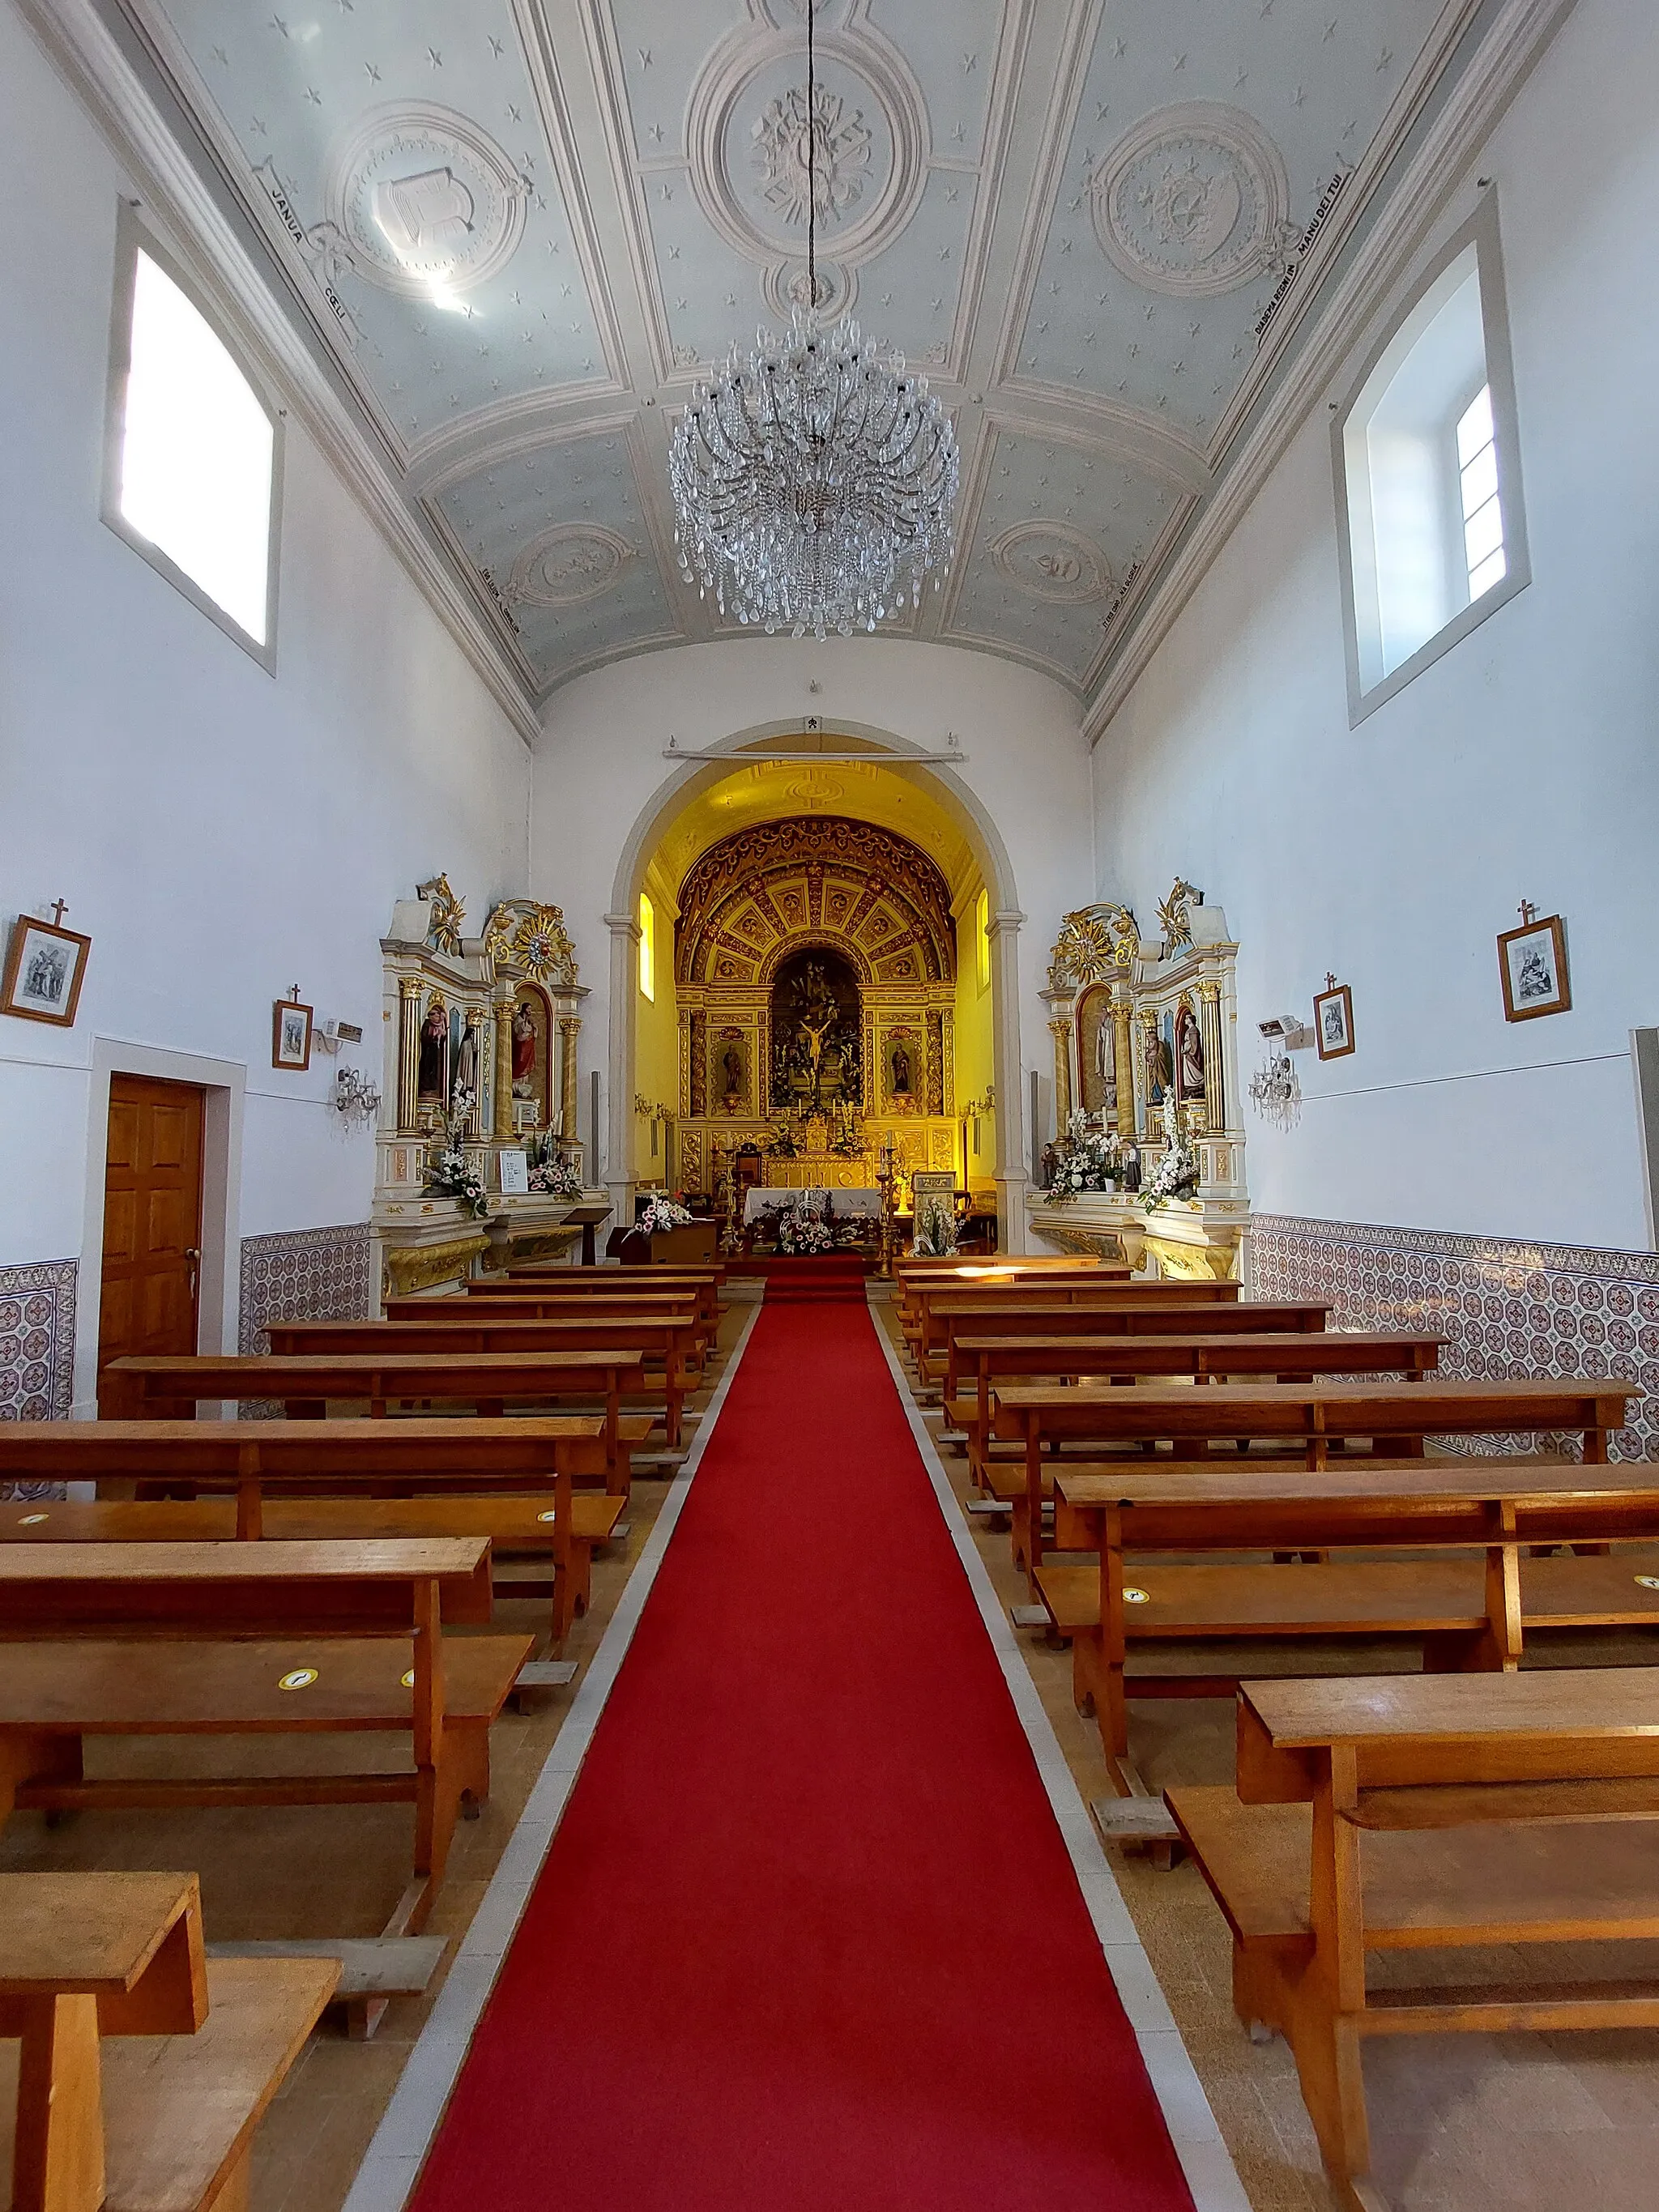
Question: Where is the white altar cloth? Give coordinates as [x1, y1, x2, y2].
[744, 1186, 882, 1223]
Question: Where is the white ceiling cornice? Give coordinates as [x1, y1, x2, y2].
[1082, 0, 1580, 748]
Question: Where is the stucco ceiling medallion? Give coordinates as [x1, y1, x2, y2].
[686, 24, 928, 270]
[1089, 103, 1290, 299]
[326, 104, 529, 300]
[990, 522, 1114, 605]
[761, 255, 857, 322]
[508, 525, 639, 609]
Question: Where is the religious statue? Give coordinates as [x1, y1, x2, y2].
[721, 1042, 744, 1102]
[1175, 1005, 1205, 1098]
[800, 1008, 836, 1106]
[510, 1003, 537, 1096]
[452, 1021, 478, 1108]
[416, 1003, 448, 1100]
[1094, 1012, 1117, 1117]
[889, 1041, 912, 1094]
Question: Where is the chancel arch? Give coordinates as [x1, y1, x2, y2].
[606, 727, 1026, 1245]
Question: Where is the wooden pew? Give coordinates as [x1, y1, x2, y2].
[952, 1329, 1445, 1483]
[488, 1268, 725, 1328]
[0, 1540, 531, 1942]
[994, 1376, 1640, 1580]
[415, 1290, 718, 1370]
[1168, 1671, 1659, 2212]
[271, 1309, 706, 1413]
[0, 1869, 336, 2212]
[1047, 1455, 1659, 1788]
[109, 1345, 652, 1451]
[0, 1417, 612, 1643]
[936, 1298, 1334, 1404]
[908, 1277, 1243, 1384]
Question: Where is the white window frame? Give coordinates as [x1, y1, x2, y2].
[1332, 197, 1528, 726]
[103, 205, 284, 670]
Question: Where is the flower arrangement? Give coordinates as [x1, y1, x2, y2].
[636, 1194, 694, 1237]
[1044, 1111, 1124, 1204]
[913, 1194, 957, 1257]
[529, 1152, 583, 1199]
[426, 1146, 489, 1220]
[1142, 1095, 1201, 1211]
[777, 1208, 834, 1256]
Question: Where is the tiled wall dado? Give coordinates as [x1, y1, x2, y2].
[1251, 1213, 1659, 1460]
[0, 1259, 78, 1498]
[238, 1222, 376, 1353]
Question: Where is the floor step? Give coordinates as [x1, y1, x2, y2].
[206, 1936, 444, 2000]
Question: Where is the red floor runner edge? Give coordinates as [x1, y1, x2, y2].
[410, 1299, 1196, 2210]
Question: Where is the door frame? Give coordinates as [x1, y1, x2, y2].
[73, 1040, 245, 1417]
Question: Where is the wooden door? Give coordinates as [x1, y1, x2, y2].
[98, 1076, 205, 1416]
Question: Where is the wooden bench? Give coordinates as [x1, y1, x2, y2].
[0, 1541, 531, 1945]
[491, 1266, 725, 1327]
[0, 1869, 336, 2212]
[271, 1309, 706, 1413]
[109, 1345, 651, 1452]
[994, 1376, 1640, 1580]
[416, 1290, 719, 1373]
[908, 1277, 1243, 1384]
[950, 1329, 1445, 1480]
[0, 1491, 624, 1647]
[936, 1297, 1333, 1403]
[1168, 1670, 1659, 2212]
[1047, 1455, 1659, 1788]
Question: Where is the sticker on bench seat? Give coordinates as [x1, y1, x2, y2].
[19, 1512, 48, 1525]
[278, 1668, 319, 1690]
[402, 1669, 416, 1688]
[1636, 1575, 1659, 1591]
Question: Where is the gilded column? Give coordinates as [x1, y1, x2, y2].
[398, 977, 423, 1133]
[1047, 1017, 1073, 1128]
[559, 1016, 582, 1139]
[493, 989, 516, 1139]
[1197, 982, 1225, 1134]
[1112, 989, 1137, 1140]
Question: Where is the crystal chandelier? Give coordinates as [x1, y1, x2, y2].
[667, 0, 959, 638]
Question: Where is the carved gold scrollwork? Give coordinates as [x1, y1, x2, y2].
[1047, 902, 1139, 991]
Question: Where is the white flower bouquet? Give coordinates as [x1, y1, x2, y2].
[637, 1194, 695, 1237]
[777, 1208, 834, 1255]
[1045, 1111, 1124, 1204]
[427, 1147, 489, 1220]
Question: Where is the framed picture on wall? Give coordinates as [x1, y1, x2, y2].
[272, 995, 313, 1071]
[1498, 913, 1570, 1021]
[1313, 981, 1355, 1059]
[1, 912, 92, 1027]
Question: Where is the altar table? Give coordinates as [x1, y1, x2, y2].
[743, 1187, 883, 1222]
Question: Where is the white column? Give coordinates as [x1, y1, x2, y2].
[603, 911, 641, 1231]
[987, 908, 1030, 1254]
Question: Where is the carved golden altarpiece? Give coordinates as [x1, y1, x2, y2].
[371, 877, 602, 1302]
[670, 818, 968, 1208]
[1030, 880, 1250, 1278]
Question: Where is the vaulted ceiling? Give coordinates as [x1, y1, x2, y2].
[99, 0, 1495, 709]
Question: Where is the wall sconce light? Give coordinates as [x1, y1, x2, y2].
[334, 1065, 382, 1125]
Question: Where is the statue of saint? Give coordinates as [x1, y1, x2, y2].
[511, 1004, 537, 1097]
[453, 1022, 477, 1106]
[1176, 1006, 1205, 1098]
[1094, 1011, 1116, 1116]
[889, 1041, 912, 1094]
[416, 1004, 448, 1100]
[721, 1043, 744, 1101]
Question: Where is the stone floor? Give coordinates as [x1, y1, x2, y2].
[8, 1283, 1658, 2212]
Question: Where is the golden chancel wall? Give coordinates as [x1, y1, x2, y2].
[671, 816, 963, 1196]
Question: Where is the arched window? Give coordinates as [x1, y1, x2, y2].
[638, 893, 655, 1003]
[105, 214, 280, 659]
[1333, 202, 1528, 722]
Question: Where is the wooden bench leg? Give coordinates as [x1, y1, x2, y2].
[1284, 1997, 1384, 2212]
[13, 1992, 104, 2212]
[1071, 1623, 1102, 1719]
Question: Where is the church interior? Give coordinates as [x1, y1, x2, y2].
[3, 2, 1658, 2208]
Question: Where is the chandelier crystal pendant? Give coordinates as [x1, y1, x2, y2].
[667, 0, 959, 639]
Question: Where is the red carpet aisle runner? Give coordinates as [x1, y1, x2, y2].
[411, 1298, 1195, 2212]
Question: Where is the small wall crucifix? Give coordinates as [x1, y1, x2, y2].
[49, 901, 68, 927]
[1518, 900, 1538, 927]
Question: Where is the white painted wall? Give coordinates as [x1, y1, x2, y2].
[1092, 0, 1659, 1252]
[530, 638, 1094, 1196]
[0, 0, 531, 1268]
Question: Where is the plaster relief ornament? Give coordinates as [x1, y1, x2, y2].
[326, 104, 529, 299]
[1048, 903, 1139, 991]
[508, 525, 638, 609]
[991, 522, 1112, 604]
[484, 901, 578, 987]
[1157, 878, 1204, 952]
[753, 82, 872, 228]
[1090, 104, 1290, 297]
[416, 874, 466, 957]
